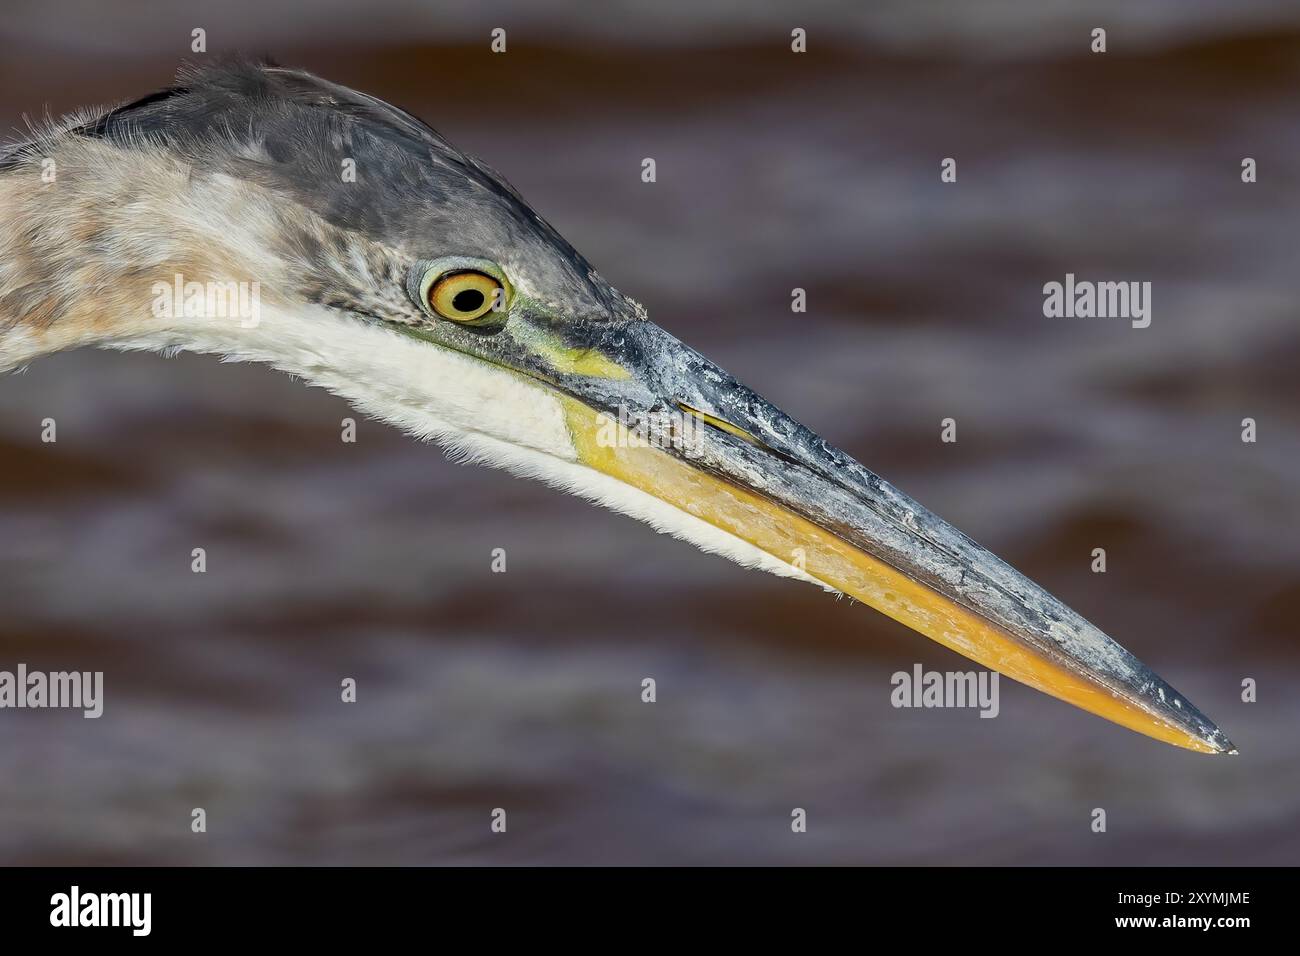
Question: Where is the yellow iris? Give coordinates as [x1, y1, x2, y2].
[427, 271, 501, 322]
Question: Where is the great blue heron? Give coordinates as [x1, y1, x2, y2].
[0, 60, 1233, 754]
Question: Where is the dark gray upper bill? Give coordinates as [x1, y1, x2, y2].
[584, 321, 1236, 754]
[403, 296, 1233, 753]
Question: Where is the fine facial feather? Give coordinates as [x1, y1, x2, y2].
[104, 302, 831, 588]
[0, 60, 830, 590]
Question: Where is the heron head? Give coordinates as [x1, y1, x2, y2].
[46, 60, 1231, 755]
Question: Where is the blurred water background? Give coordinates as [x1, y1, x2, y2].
[1, 0, 1297, 864]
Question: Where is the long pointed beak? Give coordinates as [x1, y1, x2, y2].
[543, 319, 1235, 755]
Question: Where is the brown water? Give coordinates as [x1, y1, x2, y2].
[1, 3, 1298, 864]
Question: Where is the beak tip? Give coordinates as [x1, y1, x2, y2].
[1204, 728, 1238, 755]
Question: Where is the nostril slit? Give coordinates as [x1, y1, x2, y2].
[674, 402, 808, 471]
[675, 402, 765, 448]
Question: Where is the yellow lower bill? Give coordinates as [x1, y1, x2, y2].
[563, 398, 1217, 753]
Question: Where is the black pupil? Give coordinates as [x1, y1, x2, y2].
[452, 288, 486, 313]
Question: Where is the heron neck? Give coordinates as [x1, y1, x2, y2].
[0, 140, 269, 372]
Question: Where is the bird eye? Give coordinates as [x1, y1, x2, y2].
[424, 270, 502, 323]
